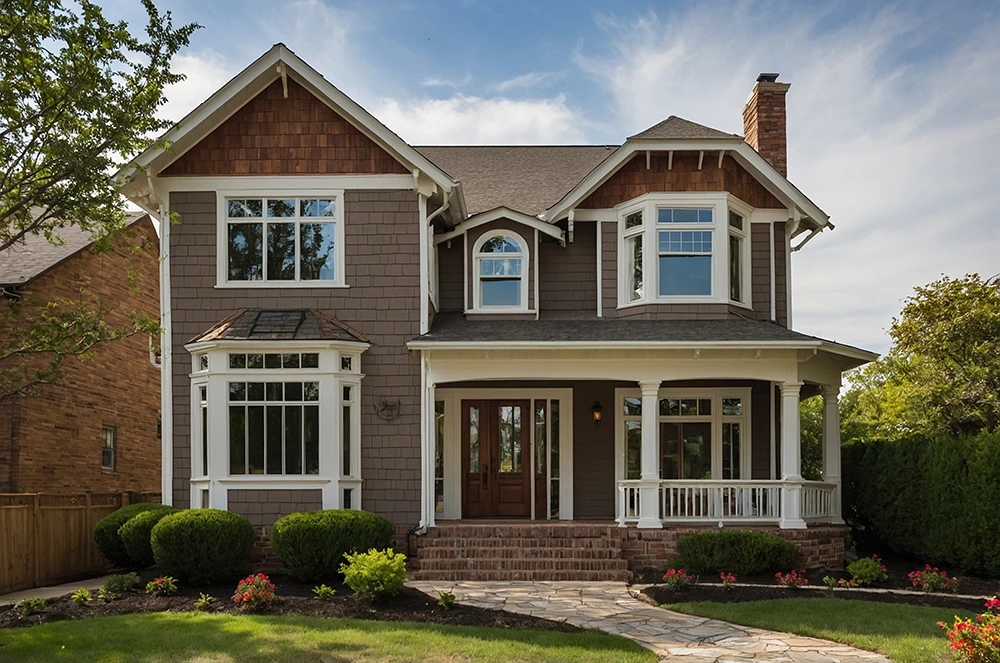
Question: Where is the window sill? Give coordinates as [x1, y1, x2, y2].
[216, 476, 332, 484]
[464, 308, 537, 315]
[215, 282, 350, 289]
[616, 297, 723, 309]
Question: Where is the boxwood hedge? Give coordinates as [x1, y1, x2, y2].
[270, 510, 395, 582]
[676, 529, 799, 575]
[150, 509, 255, 585]
[93, 503, 173, 568]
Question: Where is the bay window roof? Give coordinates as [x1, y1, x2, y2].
[189, 309, 368, 344]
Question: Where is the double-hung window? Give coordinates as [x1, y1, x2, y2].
[728, 211, 747, 304]
[473, 231, 528, 310]
[657, 208, 713, 297]
[623, 212, 644, 302]
[224, 195, 344, 285]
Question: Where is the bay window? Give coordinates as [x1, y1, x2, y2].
[222, 194, 344, 286]
[618, 193, 752, 307]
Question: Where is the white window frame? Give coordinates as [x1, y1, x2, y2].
[614, 387, 753, 483]
[471, 229, 530, 313]
[727, 198, 753, 306]
[616, 192, 752, 309]
[216, 190, 346, 288]
[186, 343, 365, 511]
[101, 426, 116, 472]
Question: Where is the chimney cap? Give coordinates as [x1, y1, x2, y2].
[756, 72, 780, 83]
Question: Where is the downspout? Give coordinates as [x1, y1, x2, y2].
[421, 189, 451, 335]
[148, 172, 173, 506]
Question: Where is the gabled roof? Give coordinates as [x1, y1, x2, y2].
[0, 212, 149, 287]
[117, 44, 460, 215]
[188, 309, 368, 345]
[416, 146, 615, 216]
[628, 116, 740, 141]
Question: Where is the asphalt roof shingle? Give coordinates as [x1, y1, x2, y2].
[416, 145, 617, 216]
[190, 309, 369, 344]
[628, 116, 741, 141]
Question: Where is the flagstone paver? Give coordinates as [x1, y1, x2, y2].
[408, 580, 889, 663]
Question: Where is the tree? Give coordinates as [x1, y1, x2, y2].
[841, 274, 1000, 439]
[0, 0, 198, 398]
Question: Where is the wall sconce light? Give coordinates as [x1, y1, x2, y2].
[592, 401, 603, 425]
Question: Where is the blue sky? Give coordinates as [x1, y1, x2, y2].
[107, 0, 1000, 352]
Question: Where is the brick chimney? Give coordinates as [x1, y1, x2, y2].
[742, 73, 791, 176]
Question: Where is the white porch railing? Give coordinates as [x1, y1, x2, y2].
[616, 479, 837, 526]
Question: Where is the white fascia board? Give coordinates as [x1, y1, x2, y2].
[542, 139, 829, 230]
[433, 207, 564, 245]
[116, 44, 458, 204]
[408, 339, 825, 351]
[184, 339, 371, 353]
[819, 342, 880, 365]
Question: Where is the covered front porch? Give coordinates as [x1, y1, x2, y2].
[411, 340, 872, 533]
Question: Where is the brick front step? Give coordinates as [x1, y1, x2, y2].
[419, 536, 621, 549]
[419, 546, 623, 560]
[412, 569, 631, 582]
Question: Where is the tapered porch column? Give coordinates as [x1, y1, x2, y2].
[779, 382, 806, 529]
[637, 380, 662, 529]
[822, 385, 845, 524]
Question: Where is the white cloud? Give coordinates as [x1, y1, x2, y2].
[374, 94, 587, 145]
[421, 74, 473, 88]
[159, 51, 235, 123]
[576, 5, 1000, 352]
[494, 71, 558, 92]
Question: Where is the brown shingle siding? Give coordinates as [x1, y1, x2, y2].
[539, 222, 597, 317]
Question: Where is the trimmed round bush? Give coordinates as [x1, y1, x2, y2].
[676, 530, 799, 575]
[93, 503, 172, 568]
[119, 507, 178, 567]
[150, 509, 255, 585]
[270, 510, 395, 582]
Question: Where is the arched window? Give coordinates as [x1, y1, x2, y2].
[474, 231, 527, 309]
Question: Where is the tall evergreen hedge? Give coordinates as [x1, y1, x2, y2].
[843, 431, 1000, 577]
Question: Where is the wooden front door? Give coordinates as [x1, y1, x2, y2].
[462, 400, 532, 518]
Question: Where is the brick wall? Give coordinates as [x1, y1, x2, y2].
[0, 220, 161, 493]
[169, 190, 422, 526]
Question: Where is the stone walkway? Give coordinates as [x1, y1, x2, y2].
[408, 580, 889, 663]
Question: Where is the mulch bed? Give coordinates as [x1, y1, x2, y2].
[0, 570, 577, 632]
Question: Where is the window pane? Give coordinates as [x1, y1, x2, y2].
[247, 382, 264, 401]
[265, 382, 283, 401]
[480, 257, 521, 277]
[304, 382, 319, 401]
[498, 405, 521, 473]
[247, 405, 264, 474]
[284, 382, 302, 401]
[267, 199, 296, 217]
[534, 402, 546, 476]
[723, 422, 741, 480]
[729, 210, 744, 231]
[229, 354, 246, 369]
[699, 399, 712, 415]
[479, 236, 521, 253]
[659, 255, 712, 296]
[625, 211, 643, 229]
[660, 398, 679, 416]
[468, 405, 480, 474]
[341, 355, 352, 371]
[285, 405, 302, 474]
[300, 223, 337, 280]
[722, 398, 743, 416]
[481, 279, 521, 307]
[265, 354, 281, 369]
[628, 235, 643, 302]
[550, 400, 560, 480]
[683, 422, 713, 479]
[659, 230, 713, 253]
[658, 208, 713, 224]
[623, 397, 642, 416]
[247, 353, 263, 369]
[265, 405, 283, 474]
[282, 353, 299, 369]
[300, 199, 337, 217]
[342, 405, 352, 475]
[229, 406, 246, 474]
[266, 223, 296, 280]
[301, 353, 319, 368]
[229, 382, 246, 401]
[661, 422, 680, 479]
[436, 401, 446, 512]
[201, 402, 208, 476]
[228, 223, 263, 281]
[729, 234, 743, 302]
[625, 421, 641, 480]
[679, 399, 698, 416]
[304, 405, 319, 474]
[228, 199, 262, 218]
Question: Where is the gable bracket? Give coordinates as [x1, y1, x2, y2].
[718, 150, 725, 169]
[646, 150, 651, 169]
[276, 64, 288, 98]
[668, 151, 674, 170]
[698, 151, 704, 170]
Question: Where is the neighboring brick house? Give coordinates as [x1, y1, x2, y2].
[117, 45, 876, 579]
[0, 214, 161, 493]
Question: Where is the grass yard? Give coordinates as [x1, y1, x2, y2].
[665, 598, 972, 663]
[0, 612, 656, 663]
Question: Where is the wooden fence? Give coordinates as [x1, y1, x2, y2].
[0, 492, 161, 595]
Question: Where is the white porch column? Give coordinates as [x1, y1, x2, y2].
[822, 385, 845, 524]
[779, 381, 806, 529]
[637, 380, 662, 529]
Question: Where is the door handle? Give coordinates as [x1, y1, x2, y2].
[482, 464, 488, 487]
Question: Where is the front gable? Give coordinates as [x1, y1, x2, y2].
[578, 152, 782, 210]
[162, 79, 409, 177]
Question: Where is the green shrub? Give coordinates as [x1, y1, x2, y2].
[437, 591, 456, 610]
[194, 593, 215, 610]
[312, 584, 337, 600]
[13, 598, 46, 618]
[102, 572, 139, 595]
[340, 548, 406, 599]
[93, 502, 172, 567]
[843, 432, 1000, 577]
[847, 555, 888, 586]
[145, 575, 178, 596]
[270, 510, 395, 582]
[676, 530, 799, 575]
[96, 588, 117, 602]
[119, 508, 177, 567]
[150, 509, 254, 585]
[70, 588, 92, 606]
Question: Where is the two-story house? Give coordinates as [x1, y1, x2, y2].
[117, 44, 876, 580]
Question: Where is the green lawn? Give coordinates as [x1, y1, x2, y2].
[664, 598, 971, 663]
[0, 612, 656, 663]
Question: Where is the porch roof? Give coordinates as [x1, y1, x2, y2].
[412, 312, 877, 364]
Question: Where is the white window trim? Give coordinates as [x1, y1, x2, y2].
[470, 229, 531, 313]
[727, 197, 753, 306]
[215, 189, 347, 289]
[187, 343, 365, 511]
[616, 192, 753, 309]
[614, 387, 753, 483]
[101, 426, 117, 472]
